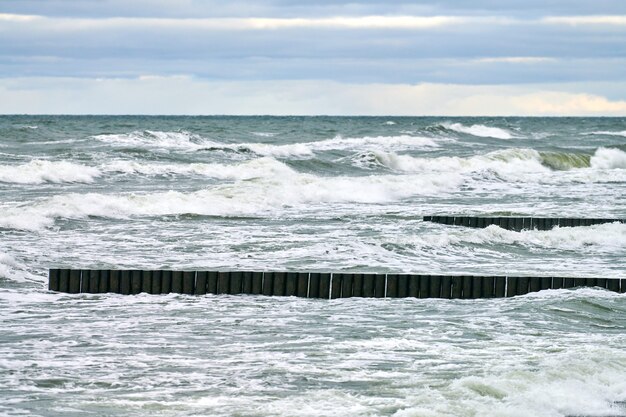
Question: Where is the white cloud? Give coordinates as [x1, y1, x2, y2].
[473, 57, 556, 64]
[510, 92, 626, 114]
[1, 76, 625, 116]
[0, 13, 485, 31]
[542, 15, 626, 25]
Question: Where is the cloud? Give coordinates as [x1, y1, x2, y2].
[542, 15, 626, 25]
[0, 13, 501, 31]
[1, 76, 625, 116]
[472, 57, 556, 64]
[510, 92, 626, 114]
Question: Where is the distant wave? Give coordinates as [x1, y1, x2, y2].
[441, 122, 517, 139]
[93, 130, 210, 151]
[398, 222, 626, 253]
[0, 170, 462, 231]
[0, 160, 101, 184]
[589, 147, 626, 169]
[358, 147, 626, 182]
[469, 222, 626, 252]
[93, 130, 438, 157]
[0, 251, 38, 282]
[105, 157, 292, 180]
[586, 130, 626, 137]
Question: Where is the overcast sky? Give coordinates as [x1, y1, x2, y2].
[1, 0, 626, 115]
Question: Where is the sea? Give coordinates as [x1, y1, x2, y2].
[1, 116, 625, 417]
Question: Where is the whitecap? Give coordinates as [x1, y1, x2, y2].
[0, 170, 463, 231]
[104, 157, 293, 180]
[586, 130, 626, 137]
[0, 160, 101, 184]
[590, 147, 626, 169]
[442, 122, 516, 139]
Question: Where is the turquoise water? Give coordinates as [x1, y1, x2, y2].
[1, 116, 625, 416]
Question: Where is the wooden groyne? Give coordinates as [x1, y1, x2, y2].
[423, 216, 625, 231]
[48, 269, 625, 298]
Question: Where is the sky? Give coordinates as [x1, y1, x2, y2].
[1, 0, 626, 115]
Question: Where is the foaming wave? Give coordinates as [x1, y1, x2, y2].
[469, 223, 626, 252]
[442, 122, 516, 139]
[93, 130, 211, 151]
[451, 349, 626, 417]
[361, 148, 548, 177]
[0, 160, 101, 184]
[308, 134, 437, 152]
[590, 147, 626, 169]
[0, 171, 462, 231]
[405, 223, 626, 253]
[0, 252, 38, 282]
[104, 157, 293, 180]
[361, 148, 626, 182]
[93, 131, 437, 157]
[588, 130, 626, 137]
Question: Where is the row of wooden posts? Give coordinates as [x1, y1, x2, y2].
[49, 269, 625, 299]
[423, 216, 624, 231]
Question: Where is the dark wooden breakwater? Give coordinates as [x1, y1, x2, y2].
[48, 269, 625, 299]
[423, 216, 625, 231]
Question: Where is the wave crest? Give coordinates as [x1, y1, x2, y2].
[0, 160, 101, 184]
[441, 122, 516, 139]
[0, 171, 462, 231]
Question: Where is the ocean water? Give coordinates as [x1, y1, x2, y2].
[1, 116, 625, 416]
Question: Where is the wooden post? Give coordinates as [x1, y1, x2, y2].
[297, 273, 309, 298]
[319, 273, 331, 299]
[374, 274, 386, 298]
[362, 273, 375, 297]
[308, 273, 320, 298]
[109, 270, 120, 293]
[161, 270, 172, 294]
[286, 272, 298, 296]
[229, 271, 242, 295]
[273, 272, 286, 296]
[396, 274, 408, 298]
[251, 272, 263, 295]
[352, 273, 364, 297]
[120, 270, 131, 295]
[141, 270, 153, 294]
[152, 270, 163, 294]
[48, 269, 60, 291]
[131, 270, 142, 294]
[419, 275, 431, 298]
[206, 271, 218, 294]
[195, 271, 207, 295]
[171, 271, 183, 294]
[430, 275, 442, 298]
[407, 274, 419, 298]
[386, 274, 398, 298]
[183, 271, 196, 295]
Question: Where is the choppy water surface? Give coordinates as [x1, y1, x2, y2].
[1, 116, 625, 416]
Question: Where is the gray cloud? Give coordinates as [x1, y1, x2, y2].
[1, 1, 625, 114]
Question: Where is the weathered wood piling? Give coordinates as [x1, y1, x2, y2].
[48, 269, 624, 298]
[423, 216, 625, 231]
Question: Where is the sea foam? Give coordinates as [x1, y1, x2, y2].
[0, 169, 463, 231]
[442, 122, 517, 139]
[93, 131, 437, 157]
[363, 148, 626, 183]
[0, 160, 101, 184]
[104, 157, 292, 180]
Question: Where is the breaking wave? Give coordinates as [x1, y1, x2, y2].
[360, 147, 626, 179]
[0, 160, 101, 184]
[441, 122, 517, 139]
[0, 169, 462, 231]
[93, 131, 437, 157]
[588, 130, 626, 137]
[104, 157, 293, 180]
